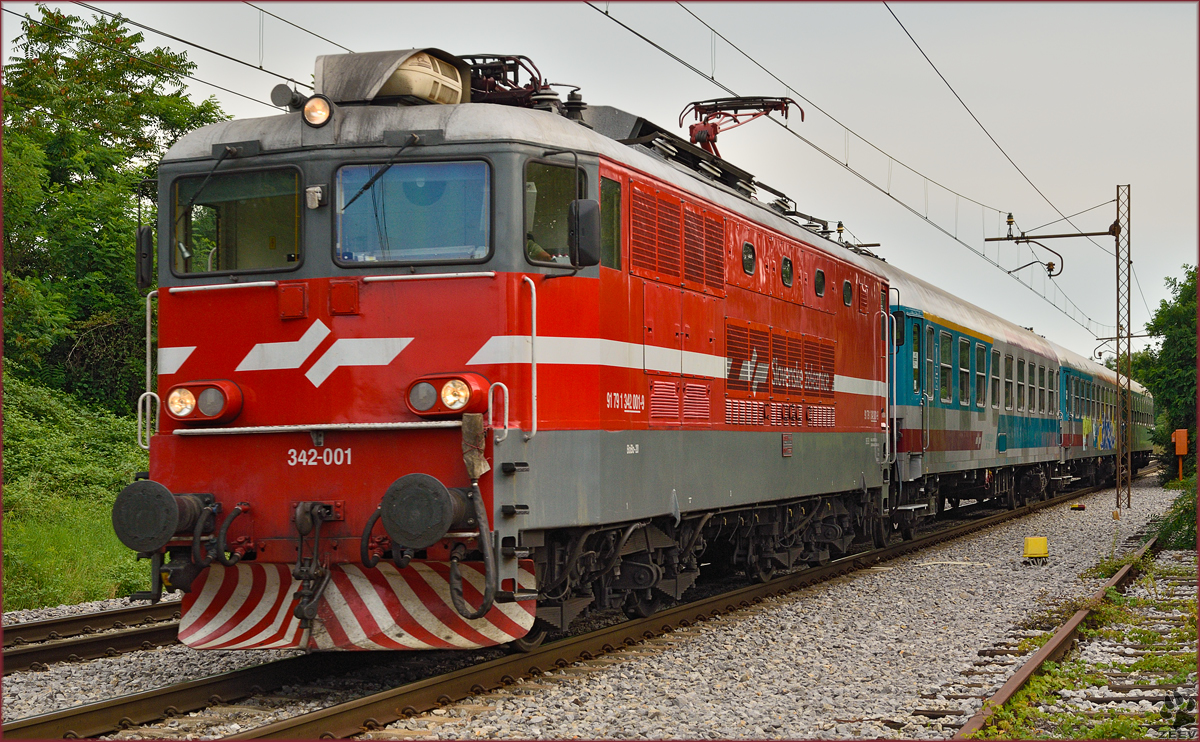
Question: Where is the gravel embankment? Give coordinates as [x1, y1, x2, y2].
[378, 477, 1176, 740]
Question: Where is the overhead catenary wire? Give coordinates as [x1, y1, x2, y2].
[73, 1, 312, 89]
[243, 2, 354, 53]
[673, 2, 1008, 216]
[588, 2, 1114, 336]
[883, 3, 1152, 329]
[3, 7, 279, 111]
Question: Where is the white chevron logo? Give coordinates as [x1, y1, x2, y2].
[236, 320, 412, 387]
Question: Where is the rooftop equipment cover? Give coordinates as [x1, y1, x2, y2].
[314, 48, 470, 105]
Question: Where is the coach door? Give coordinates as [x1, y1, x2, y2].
[905, 316, 929, 480]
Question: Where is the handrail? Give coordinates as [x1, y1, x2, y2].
[888, 287, 902, 466]
[523, 276, 537, 441]
[922, 392, 931, 452]
[488, 382, 510, 444]
[168, 281, 278, 294]
[363, 272, 496, 283]
[136, 392, 160, 451]
[139, 290, 159, 451]
[885, 304, 895, 466]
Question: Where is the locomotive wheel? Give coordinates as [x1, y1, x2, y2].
[507, 620, 551, 653]
[622, 590, 663, 619]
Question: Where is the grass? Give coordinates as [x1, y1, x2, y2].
[2, 372, 150, 610]
[971, 557, 1198, 739]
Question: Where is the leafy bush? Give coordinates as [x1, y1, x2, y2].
[2, 370, 149, 609]
[1151, 476, 1197, 550]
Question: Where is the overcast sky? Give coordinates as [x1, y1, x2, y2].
[4, 2, 1196, 361]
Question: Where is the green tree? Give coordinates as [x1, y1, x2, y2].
[1119, 266, 1198, 476]
[2, 5, 226, 412]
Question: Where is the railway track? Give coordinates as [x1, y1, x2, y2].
[4, 474, 1139, 740]
[2, 602, 181, 675]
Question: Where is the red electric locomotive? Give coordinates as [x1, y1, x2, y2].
[113, 49, 893, 651]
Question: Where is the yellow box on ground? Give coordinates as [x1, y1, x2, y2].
[1023, 537, 1049, 559]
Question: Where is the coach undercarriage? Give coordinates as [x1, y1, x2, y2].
[526, 488, 881, 635]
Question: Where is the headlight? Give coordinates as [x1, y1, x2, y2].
[409, 382, 437, 412]
[303, 95, 332, 127]
[440, 379, 470, 410]
[167, 388, 196, 417]
[197, 387, 226, 417]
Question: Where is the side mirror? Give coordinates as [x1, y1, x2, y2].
[568, 199, 600, 268]
[136, 225, 155, 289]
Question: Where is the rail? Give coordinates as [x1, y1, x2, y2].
[3, 602, 180, 648]
[2, 472, 1151, 739]
[228, 478, 1133, 740]
[953, 533, 1160, 738]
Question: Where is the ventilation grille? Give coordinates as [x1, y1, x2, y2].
[724, 398, 766, 425]
[770, 332, 805, 396]
[630, 185, 657, 273]
[683, 383, 710, 420]
[726, 323, 770, 395]
[656, 193, 681, 278]
[803, 339, 836, 399]
[683, 210, 705, 285]
[807, 405, 835, 428]
[629, 179, 724, 292]
[703, 216, 724, 290]
[649, 380, 680, 420]
[769, 402, 803, 426]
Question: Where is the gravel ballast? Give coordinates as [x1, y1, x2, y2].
[383, 477, 1177, 740]
[2, 477, 1177, 738]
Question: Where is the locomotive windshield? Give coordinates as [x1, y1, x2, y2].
[172, 168, 301, 275]
[335, 160, 490, 264]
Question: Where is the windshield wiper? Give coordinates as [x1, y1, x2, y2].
[341, 133, 419, 212]
[174, 145, 236, 228]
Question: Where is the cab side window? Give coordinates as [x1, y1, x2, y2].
[525, 161, 586, 265]
[600, 176, 621, 270]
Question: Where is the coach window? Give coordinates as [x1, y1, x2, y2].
[975, 344, 986, 408]
[1048, 369, 1056, 414]
[525, 161, 586, 266]
[1004, 355, 1014, 410]
[814, 269, 826, 297]
[990, 349, 1000, 408]
[1038, 366, 1046, 413]
[842, 280, 853, 306]
[939, 331, 952, 403]
[926, 326, 935, 400]
[781, 257, 794, 287]
[957, 338, 970, 406]
[911, 322, 920, 392]
[1017, 359, 1026, 411]
[600, 176, 621, 270]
